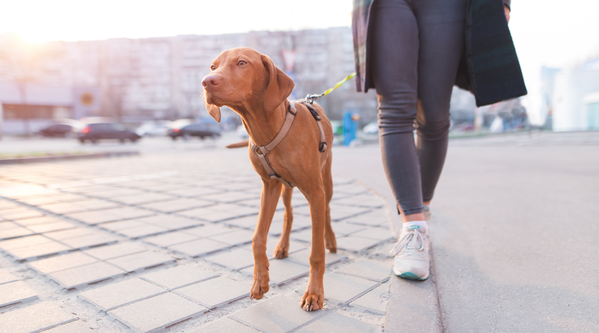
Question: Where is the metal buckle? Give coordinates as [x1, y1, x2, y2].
[304, 94, 322, 105]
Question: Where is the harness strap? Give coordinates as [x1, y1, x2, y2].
[249, 101, 327, 189]
[250, 102, 297, 188]
[302, 102, 328, 153]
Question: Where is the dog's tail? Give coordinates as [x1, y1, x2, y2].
[226, 140, 250, 149]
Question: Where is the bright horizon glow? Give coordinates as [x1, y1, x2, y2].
[2, 0, 598, 125]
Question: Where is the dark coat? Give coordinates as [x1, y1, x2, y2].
[351, 0, 527, 107]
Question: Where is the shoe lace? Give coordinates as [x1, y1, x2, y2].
[389, 225, 426, 256]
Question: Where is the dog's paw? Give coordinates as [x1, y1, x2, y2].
[250, 264, 270, 301]
[273, 244, 289, 259]
[300, 292, 324, 312]
[325, 234, 337, 254]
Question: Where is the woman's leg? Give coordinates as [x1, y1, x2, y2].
[414, 0, 468, 204]
[370, 0, 425, 222]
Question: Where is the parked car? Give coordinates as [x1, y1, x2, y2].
[168, 123, 222, 141]
[37, 123, 80, 138]
[136, 121, 172, 137]
[78, 122, 141, 144]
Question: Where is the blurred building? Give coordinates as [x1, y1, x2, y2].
[545, 56, 599, 131]
[0, 29, 378, 135]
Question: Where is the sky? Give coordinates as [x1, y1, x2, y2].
[1, 0, 598, 124]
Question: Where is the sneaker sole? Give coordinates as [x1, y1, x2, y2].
[394, 270, 429, 281]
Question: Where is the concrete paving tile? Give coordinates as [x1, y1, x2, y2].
[84, 242, 148, 260]
[137, 214, 203, 230]
[223, 215, 257, 229]
[28, 252, 98, 274]
[332, 195, 385, 209]
[370, 242, 395, 259]
[0, 226, 34, 240]
[335, 259, 392, 282]
[140, 198, 213, 213]
[290, 229, 312, 243]
[48, 262, 126, 289]
[179, 207, 254, 222]
[26, 221, 77, 234]
[41, 320, 95, 332]
[107, 251, 175, 273]
[334, 184, 368, 195]
[230, 296, 325, 333]
[15, 215, 66, 226]
[203, 191, 261, 203]
[191, 317, 259, 333]
[108, 292, 207, 333]
[349, 282, 389, 315]
[358, 227, 396, 242]
[0, 280, 39, 307]
[166, 187, 225, 198]
[0, 234, 53, 250]
[336, 236, 387, 253]
[0, 222, 20, 231]
[140, 265, 218, 290]
[205, 247, 255, 270]
[0, 269, 19, 285]
[101, 220, 147, 231]
[5, 241, 71, 261]
[0, 207, 45, 220]
[240, 259, 309, 286]
[116, 225, 167, 239]
[90, 188, 147, 198]
[0, 301, 77, 333]
[19, 193, 89, 206]
[113, 193, 177, 205]
[44, 228, 95, 241]
[323, 272, 379, 304]
[329, 204, 372, 221]
[60, 233, 119, 249]
[67, 207, 154, 225]
[210, 229, 254, 246]
[296, 312, 381, 333]
[39, 200, 118, 214]
[175, 276, 250, 308]
[79, 278, 167, 311]
[330, 222, 367, 237]
[183, 224, 234, 238]
[285, 249, 348, 268]
[143, 231, 198, 247]
[168, 238, 231, 257]
[345, 210, 390, 227]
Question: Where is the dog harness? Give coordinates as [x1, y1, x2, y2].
[250, 101, 327, 188]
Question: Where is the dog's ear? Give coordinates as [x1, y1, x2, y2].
[261, 54, 295, 112]
[205, 103, 221, 123]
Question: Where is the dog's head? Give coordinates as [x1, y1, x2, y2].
[202, 47, 295, 123]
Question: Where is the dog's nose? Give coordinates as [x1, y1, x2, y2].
[202, 75, 220, 87]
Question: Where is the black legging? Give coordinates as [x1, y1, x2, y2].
[370, 0, 467, 215]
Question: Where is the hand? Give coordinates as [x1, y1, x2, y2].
[504, 5, 510, 23]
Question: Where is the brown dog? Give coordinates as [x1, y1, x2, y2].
[202, 47, 336, 311]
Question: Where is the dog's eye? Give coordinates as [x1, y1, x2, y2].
[237, 60, 247, 66]
[210, 65, 216, 71]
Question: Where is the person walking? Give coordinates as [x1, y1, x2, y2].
[351, 0, 527, 280]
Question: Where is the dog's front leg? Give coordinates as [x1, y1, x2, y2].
[250, 179, 282, 300]
[300, 185, 326, 311]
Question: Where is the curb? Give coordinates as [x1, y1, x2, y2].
[0, 151, 140, 165]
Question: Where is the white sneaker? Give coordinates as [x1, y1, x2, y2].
[390, 225, 430, 280]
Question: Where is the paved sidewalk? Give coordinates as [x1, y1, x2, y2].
[0, 150, 396, 333]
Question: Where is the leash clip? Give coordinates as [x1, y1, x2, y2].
[304, 94, 323, 105]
